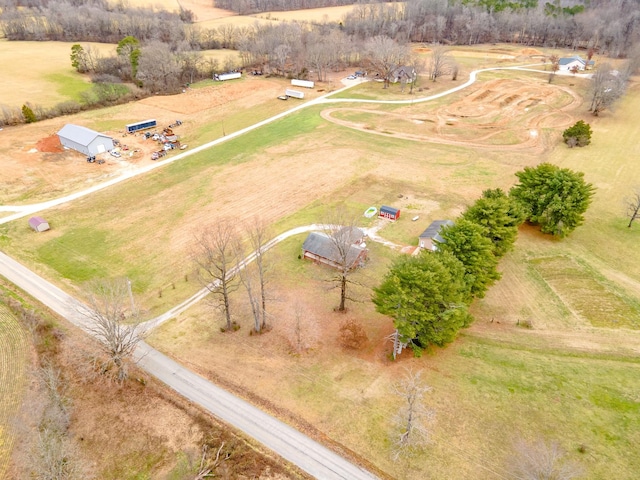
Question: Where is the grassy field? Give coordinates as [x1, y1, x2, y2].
[3, 43, 640, 478]
[0, 40, 117, 109]
[0, 303, 29, 479]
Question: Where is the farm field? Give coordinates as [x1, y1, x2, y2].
[0, 304, 29, 479]
[0, 40, 117, 110]
[1, 38, 640, 479]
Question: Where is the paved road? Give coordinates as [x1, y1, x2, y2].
[0, 250, 379, 480]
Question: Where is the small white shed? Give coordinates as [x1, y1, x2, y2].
[29, 216, 50, 232]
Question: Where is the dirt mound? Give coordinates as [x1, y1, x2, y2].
[522, 48, 544, 56]
[36, 134, 64, 153]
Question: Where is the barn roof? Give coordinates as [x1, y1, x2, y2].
[57, 124, 108, 146]
[419, 220, 454, 243]
[380, 205, 400, 215]
[302, 232, 365, 268]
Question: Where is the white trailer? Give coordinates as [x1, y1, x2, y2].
[215, 72, 242, 81]
[285, 89, 305, 99]
[291, 79, 315, 88]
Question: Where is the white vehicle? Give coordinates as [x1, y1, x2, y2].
[109, 150, 121, 158]
[347, 75, 357, 80]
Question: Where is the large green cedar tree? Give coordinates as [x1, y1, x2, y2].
[509, 163, 595, 237]
[373, 251, 471, 356]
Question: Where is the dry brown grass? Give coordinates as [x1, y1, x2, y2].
[0, 305, 30, 479]
[0, 40, 115, 109]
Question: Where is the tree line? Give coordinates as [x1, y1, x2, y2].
[374, 164, 595, 356]
[3, 0, 639, 60]
[342, 0, 640, 58]
[214, 0, 368, 15]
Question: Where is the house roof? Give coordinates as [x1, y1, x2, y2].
[559, 56, 586, 66]
[57, 124, 108, 146]
[302, 232, 365, 268]
[335, 226, 364, 245]
[419, 220, 454, 243]
[380, 205, 400, 215]
[28, 216, 48, 227]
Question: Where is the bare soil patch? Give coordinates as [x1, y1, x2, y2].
[0, 75, 294, 205]
[320, 78, 578, 154]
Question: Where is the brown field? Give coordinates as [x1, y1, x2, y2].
[0, 40, 117, 109]
[0, 73, 321, 205]
[0, 305, 29, 479]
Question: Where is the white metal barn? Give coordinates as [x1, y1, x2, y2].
[57, 124, 114, 156]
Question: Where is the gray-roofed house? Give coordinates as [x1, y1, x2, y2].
[419, 220, 454, 251]
[57, 124, 114, 156]
[391, 65, 417, 83]
[28, 216, 50, 232]
[558, 55, 594, 71]
[301, 231, 367, 270]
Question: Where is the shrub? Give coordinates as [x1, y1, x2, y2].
[21, 103, 37, 123]
[339, 318, 368, 350]
[563, 120, 592, 147]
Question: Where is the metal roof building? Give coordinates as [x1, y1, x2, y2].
[57, 124, 114, 157]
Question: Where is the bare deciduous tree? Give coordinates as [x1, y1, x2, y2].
[548, 54, 560, 84]
[193, 222, 239, 332]
[80, 278, 146, 382]
[509, 438, 583, 480]
[246, 218, 271, 331]
[364, 36, 410, 89]
[284, 301, 318, 354]
[429, 46, 452, 82]
[391, 368, 434, 461]
[589, 62, 628, 116]
[625, 188, 640, 228]
[322, 210, 367, 312]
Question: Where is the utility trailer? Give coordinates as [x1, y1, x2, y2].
[285, 89, 305, 99]
[126, 119, 157, 133]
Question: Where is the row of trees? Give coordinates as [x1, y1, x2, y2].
[374, 164, 594, 355]
[342, 0, 640, 58]
[0, 0, 193, 44]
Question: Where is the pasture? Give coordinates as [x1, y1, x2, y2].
[2, 42, 640, 478]
[0, 40, 116, 110]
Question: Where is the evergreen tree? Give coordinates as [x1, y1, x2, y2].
[436, 219, 501, 299]
[21, 104, 37, 123]
[562, 120, 592, 147]
[373, 251, 471, 356]
[510, 163, 595, 237]
[462, 188, 525, 258]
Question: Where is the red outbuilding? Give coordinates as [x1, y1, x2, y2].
[379, 205, 400, 221]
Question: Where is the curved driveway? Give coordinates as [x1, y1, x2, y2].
[0, 64, 545, 223]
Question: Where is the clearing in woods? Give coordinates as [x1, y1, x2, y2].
[0, 304, 29, 479]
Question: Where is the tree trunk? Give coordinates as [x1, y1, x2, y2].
[339, 273, 347, 312]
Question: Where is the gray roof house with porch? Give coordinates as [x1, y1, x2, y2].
[419, 220, 454, 251]
[301, 231, 367, 270]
